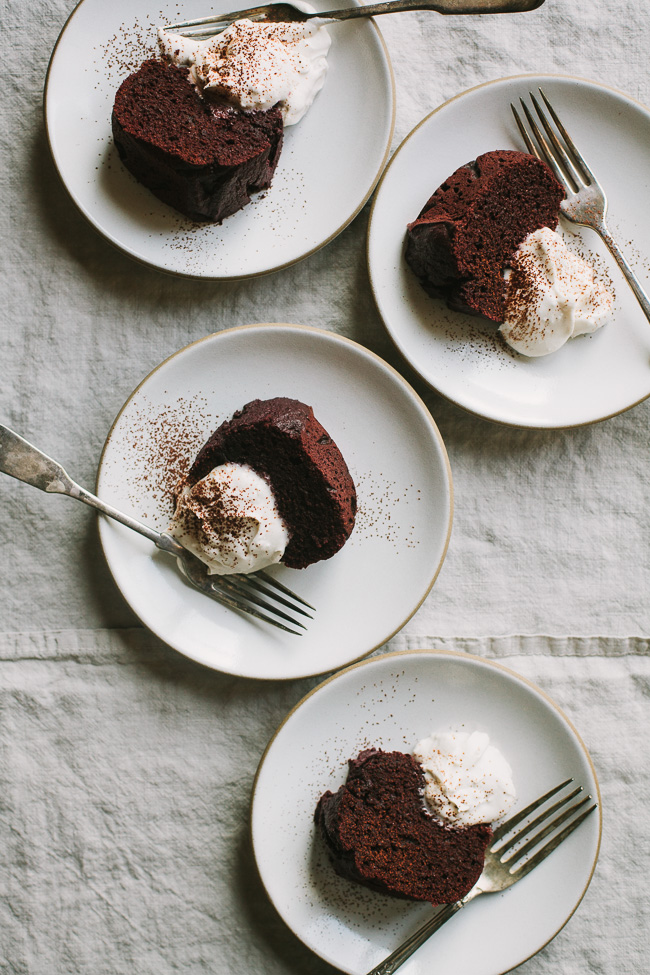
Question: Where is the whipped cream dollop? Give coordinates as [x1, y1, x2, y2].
[499, 227, 613, 357]
[159, 12, 331, 125]
[168, 462, 288, 575]
[413, 730, 516, 826]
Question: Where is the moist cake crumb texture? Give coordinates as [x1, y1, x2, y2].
[315, 749, 492, 904]
[405, 150, 565, 322]
[112, 58, 283, 222]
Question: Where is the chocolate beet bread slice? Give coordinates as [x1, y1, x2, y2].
[112, 59, 283, 223]
[186, 397, 356, 569]
[405, 150, 565, 322]
[315, 749, 492, 904]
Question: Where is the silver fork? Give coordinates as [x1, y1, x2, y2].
[367, 778, 597, 975]
[0, 424, 313, 635]
[165, 0, 544, 40]
[512, 89, 650, 326]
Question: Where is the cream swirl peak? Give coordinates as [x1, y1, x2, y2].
[413, 730, 516, 826]
[168, 462, 288, 575]
[500, 227, 614, 357]
[158, 14, 331, 125]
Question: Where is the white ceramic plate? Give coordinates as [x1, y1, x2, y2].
[251, 649, 601, 975]
[368, 75, 650, 428]
[97, 325, 452, 679]
[45, 0, 394, 279]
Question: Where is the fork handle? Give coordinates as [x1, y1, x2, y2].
[366, 900, 467, 975]
[0, 423, 162, 546]
[598, 223, 650, 325]
[319, 0, 540, 18]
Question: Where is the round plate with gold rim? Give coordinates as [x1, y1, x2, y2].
[368, 74, 650, 428]
[45, 0, 394, 278]
[251, 648, 601, 974]
[96, 325, 452, 679]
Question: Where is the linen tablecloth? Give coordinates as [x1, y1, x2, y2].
[1, 0, 649, 971]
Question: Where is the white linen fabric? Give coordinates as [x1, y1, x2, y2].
[1, 0, 650, 971]
[0, 634, 648, 974]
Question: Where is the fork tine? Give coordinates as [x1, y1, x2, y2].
[491, 778, 573, 841]
[511, 103, 538, 158]
[232, 573, 313, 619]
[164, 16, 226, 30]
[537, 88, 596, 185]
[500, 794, 594, 865]
[202, 579, 304, 634]
[165, 6, 270, 30]
[517, 98, 575, 193]
[507, 802, 598, 882]
[495, 785, 583, 855]
[214, 575, 308, 630]
[168, 27, 225, 38]
[166, 532, 310, 634]
[257, 569, 316, 611]
[529, 91, 585, 192]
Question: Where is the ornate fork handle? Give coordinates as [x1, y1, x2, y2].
[367, 893, 480, 975]
[313, 0, 540, 19]
[599, 222, 650, 324]
[0, 423, 170, 547]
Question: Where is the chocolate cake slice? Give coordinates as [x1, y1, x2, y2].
[112, 59, 283, 223]
[186, 397, 356, 570]
[315, 749, 492, 904]
[405, 150, 565, 322]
